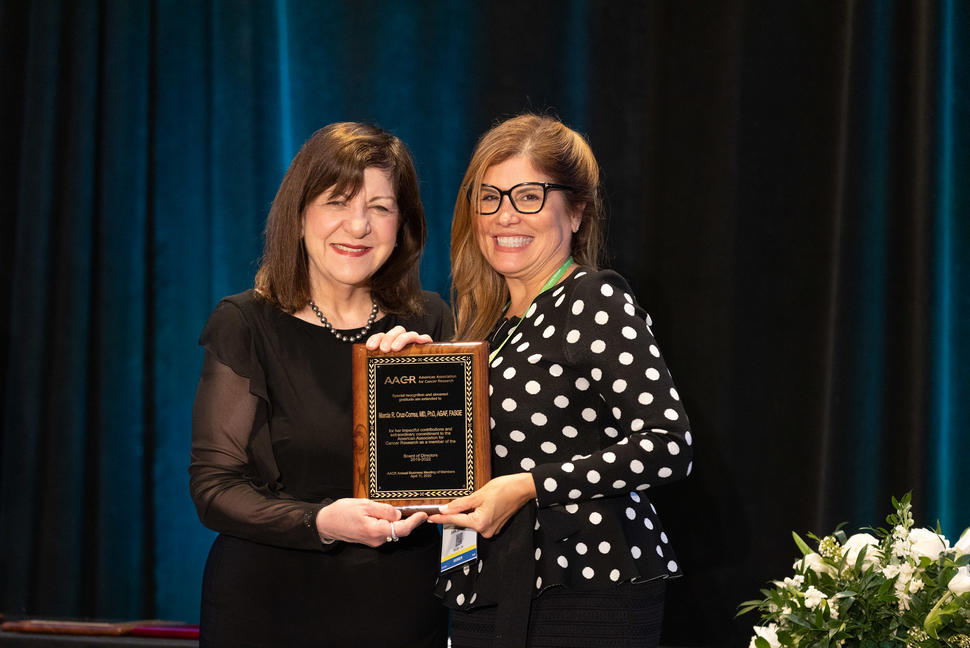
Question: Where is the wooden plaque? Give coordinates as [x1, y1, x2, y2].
[352, 342, 491, 515]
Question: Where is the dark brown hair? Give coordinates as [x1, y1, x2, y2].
[451, 114, 605, 340]
[254, 122, 426, 316]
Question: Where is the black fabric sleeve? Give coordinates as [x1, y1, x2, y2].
[189, 300, 335, 551]
[531, 272, 693, 507]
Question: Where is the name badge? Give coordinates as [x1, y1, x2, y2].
[440, 524, 478, 572]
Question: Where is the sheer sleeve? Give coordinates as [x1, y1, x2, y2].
[189, 303, 334, 551]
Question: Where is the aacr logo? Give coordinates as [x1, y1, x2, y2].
[384, 375, 416, 384]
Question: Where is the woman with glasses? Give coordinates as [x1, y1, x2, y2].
[430, 114, 693, 647]
[190, 123, 450, 647]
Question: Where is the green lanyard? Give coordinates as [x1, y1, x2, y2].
[488, 257, 575, 364]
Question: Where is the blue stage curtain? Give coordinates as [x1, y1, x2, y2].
[1, 1, 968, 644]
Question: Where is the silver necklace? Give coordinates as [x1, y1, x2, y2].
[308, 299, 379, 343]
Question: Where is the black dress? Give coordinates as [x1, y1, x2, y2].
[439, 268, 692, 647]
[190, 290, 452, 648]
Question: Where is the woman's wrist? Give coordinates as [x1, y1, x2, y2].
[310, 505, 336, 544]
[514, 472, 538, 507]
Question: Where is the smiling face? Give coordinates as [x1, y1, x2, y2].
[303, 166, 400, 295]
[476, 155, 582, 298]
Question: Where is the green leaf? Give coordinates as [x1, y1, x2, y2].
[786, 613, 816, 629]
[754, 637, 771, 648]
[794, 530, 814, 557]
[922, 591, 954, 639]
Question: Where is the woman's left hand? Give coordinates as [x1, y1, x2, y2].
[365, 325, 433, 352]
[428, 473, 536, 538]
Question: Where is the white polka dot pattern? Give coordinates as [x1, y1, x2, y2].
[437, 268, 691, 610]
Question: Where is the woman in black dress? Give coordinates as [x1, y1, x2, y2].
[429, 115, 693, 647]
[190, 123, 450, 647]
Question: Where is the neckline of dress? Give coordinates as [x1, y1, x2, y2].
[283, 307, 392, 334]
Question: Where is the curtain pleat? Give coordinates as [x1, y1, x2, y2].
[1, 1, 968, 643]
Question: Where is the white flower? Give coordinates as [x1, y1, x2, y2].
[954, 527, 970, 556]
[842, 532, 880, 569]
[892, 537, 910, 559]
[804, 585, 827, 609]
[888, 561, 917, 611]
[749, 623, 781, 648]
[781, 574, 804, 590]
[949, 566, 970, 594]
[908, 577, 924, 594]
[897, 591, 912, 611]
[794, 552, 836, 577]
[908, 528, 949, 560]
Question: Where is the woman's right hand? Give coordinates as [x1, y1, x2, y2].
[428, 473, 537, 538]
[315, 498, 427, 547]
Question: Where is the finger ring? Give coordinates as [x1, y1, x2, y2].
[389, 521, 399, 542]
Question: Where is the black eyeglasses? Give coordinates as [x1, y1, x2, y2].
[467, 182, 573, 215]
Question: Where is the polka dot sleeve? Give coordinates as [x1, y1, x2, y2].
[530, 271, 693, 508]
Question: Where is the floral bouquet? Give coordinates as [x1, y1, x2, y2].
[740, 493, 970, 647]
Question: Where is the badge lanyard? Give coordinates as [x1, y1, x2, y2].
[488, 256, 575, 365]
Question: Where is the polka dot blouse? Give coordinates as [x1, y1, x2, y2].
[437, 267, 693, 609]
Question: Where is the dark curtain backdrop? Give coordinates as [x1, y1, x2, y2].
[1, 1, 968, 645]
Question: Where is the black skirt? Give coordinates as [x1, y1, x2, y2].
[200, 531, 448, 648]
[449, 580, 666, 648]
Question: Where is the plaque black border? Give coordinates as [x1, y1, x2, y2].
[366, 354, 475, 500]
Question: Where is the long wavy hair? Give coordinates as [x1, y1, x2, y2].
[254, 122, 426, 316]
[451, 114, 605, 340]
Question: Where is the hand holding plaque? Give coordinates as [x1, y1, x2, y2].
[352, 342, 491, 515]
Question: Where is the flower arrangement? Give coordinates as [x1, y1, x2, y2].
[740, 494, 970, 647]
